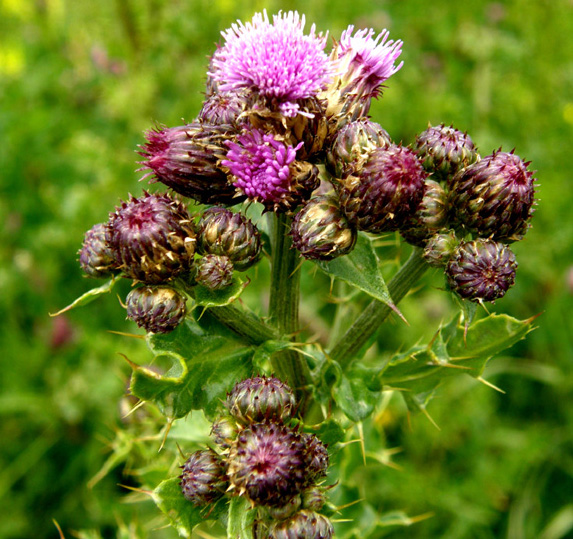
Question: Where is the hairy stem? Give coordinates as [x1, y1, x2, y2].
[207, 304, 279, 345]
[328, 247, 428, 369]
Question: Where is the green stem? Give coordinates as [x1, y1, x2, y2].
[268, 213, 311, 396]
[207, 304, 279, 345]
[328, 247, 429, 369]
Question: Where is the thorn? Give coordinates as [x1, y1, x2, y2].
[122, 399, 146, 419]
[117, 483, 154, 497]
[52, 520, 65, 539]
[420, 406, 441, 431]
[335, 498, 364, 512]
[357, 422, 366, 466]
[158, 417, 175, 452]
[477, 376, 506, 394]
[108, 330, 146, 339]
[118, 352, 140, 369]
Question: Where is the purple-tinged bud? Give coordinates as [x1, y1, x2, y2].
[445, 239, 518, 302]
[400, 179, 448, 247]
[210, 415, 238, 450]
[302, 433, 329, 483]
[267, 494, 302, 521]
[338, 144, 427, 233]
[180, 449, 228, 506]
[195, 254, 234, 290]
[423, 230, 460, 268]
[126, 285, 187, 334]
[78, 223, 120, 278]
[108, 192, 195, 284]
[301, 487, 327, 511]
[138, 123, 241, 205]
[226, 376, 296, 425]
[268, 510, 334, 539]
[413, 124, 479, 181]
[227, 421, 307, 506]
[290, 195, 357, 261]
[449, 150, 536, 242]
[196, 207, 262, 271]
[197, 91, 248, 127]
[325, 117, 392, 179]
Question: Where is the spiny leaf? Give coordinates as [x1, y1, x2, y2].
[49, 277, 118, 316]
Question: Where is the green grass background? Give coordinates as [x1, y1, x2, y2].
[1, 0, 572, 537]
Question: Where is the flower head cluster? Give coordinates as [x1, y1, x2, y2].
[210, 10, 332, 117]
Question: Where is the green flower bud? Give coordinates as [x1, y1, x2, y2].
[197, 207, 262, 271]
[267, 494, 303, 521]
[325, 117, 392, 179]
[195, 254, 234, 290]
[338, 144, 427, 233]
[423, 230, 460, 267]
[449, 150, 536, 242]
[180, 449, 228, 506]
[210, 415, 238, 450]
[290, 195, 357, 261]
[126, 285, 187, 334]
[78, 223, 120, 278]
[268, 510, 334, 539]
[108, 192, 196, 284]
[301, 486, 327, 512]
[226, 376, 296, 425]
[445, 239, 518, 302]
[413, 124, 479, 181]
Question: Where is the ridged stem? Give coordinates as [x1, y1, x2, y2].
[207, 304, 279, 345]
[268, 213, 311, 398]
[328, 247, 428, 369]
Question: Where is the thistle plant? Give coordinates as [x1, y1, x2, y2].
[59, 9, 539, 538]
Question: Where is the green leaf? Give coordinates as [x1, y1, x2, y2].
[49, 277, 118, 316]
[152, 477, 227, 537]
[130, 320, 254, 419]
[305, 418, 346, 448]
[316, 233, 400, 315]
[193, 275, 246, 308]
[227, 496, 256, 539]
[333, 363, 384, 422]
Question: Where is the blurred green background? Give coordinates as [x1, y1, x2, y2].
[1, 0, 572, 537]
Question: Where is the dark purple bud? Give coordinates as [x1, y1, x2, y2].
[138, 123, 241, 205]
[268, 510, 334, 539]
[227, 421, 307, 507]
[108, 192, 195, 284]
[449, 150, 536, 242]
[195, 254, 234, 290]
[126, 285, 187, 334]
[196, 207, 262, 271]
[180, 449, 228, 506]
[338, 144, 427, 233]
[325, 117, 392, 179]
[78, 223, 120, 278]
[291, 195, 357, 261]
[302, 433, 329, 483]
[445, 239, 518, 302]
[226, 376, 296, 425]
[413, 124, 479, 181]
[400, 179, 448, 247]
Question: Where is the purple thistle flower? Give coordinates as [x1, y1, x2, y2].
[222, 127, 302, 205]
[210, 10, 332, 117]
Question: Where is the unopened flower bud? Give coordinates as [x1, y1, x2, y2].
[196, 207, 262, 271]
[138, 123, 241, 205]
[197, 91, 248, 127]
[180, 449, 228, 506]
[291, 195, 357, 261]
[210, 415, 238, 450]
[301, 486, 327, 511]
[195, 254, 234, 290]
[413, 124, 479, 181]
[325, 117, 392, 179]
[449, 150, 536, 242]
[268, 510, 334, 539]
[126, 285, 187, 334]
[267, 494, 302, 521]
[108, 192, 196, 284]
[226, 376, 296, 425]
[227, 422, 307, 507]
[445, 239, 518, 302]
[423, 230, 460, 267]
[78, 223, 119, 278]
[302, 433, 329, 482]
[400, 179, 448, 247]
[338, 144, 427, 233]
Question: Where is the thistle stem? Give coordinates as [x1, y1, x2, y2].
[207, 304, 279, 345]
[328, 247, 428, 369]
[268, 213, 311, 397]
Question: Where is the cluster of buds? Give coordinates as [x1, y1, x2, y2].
[78, 195, 261, 333]
[179, 376, 334, 537]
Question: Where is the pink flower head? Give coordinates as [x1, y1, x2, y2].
[334, 25, 404, 100]
[222, 127, 302, 204]
[210, 11, 332, 117]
